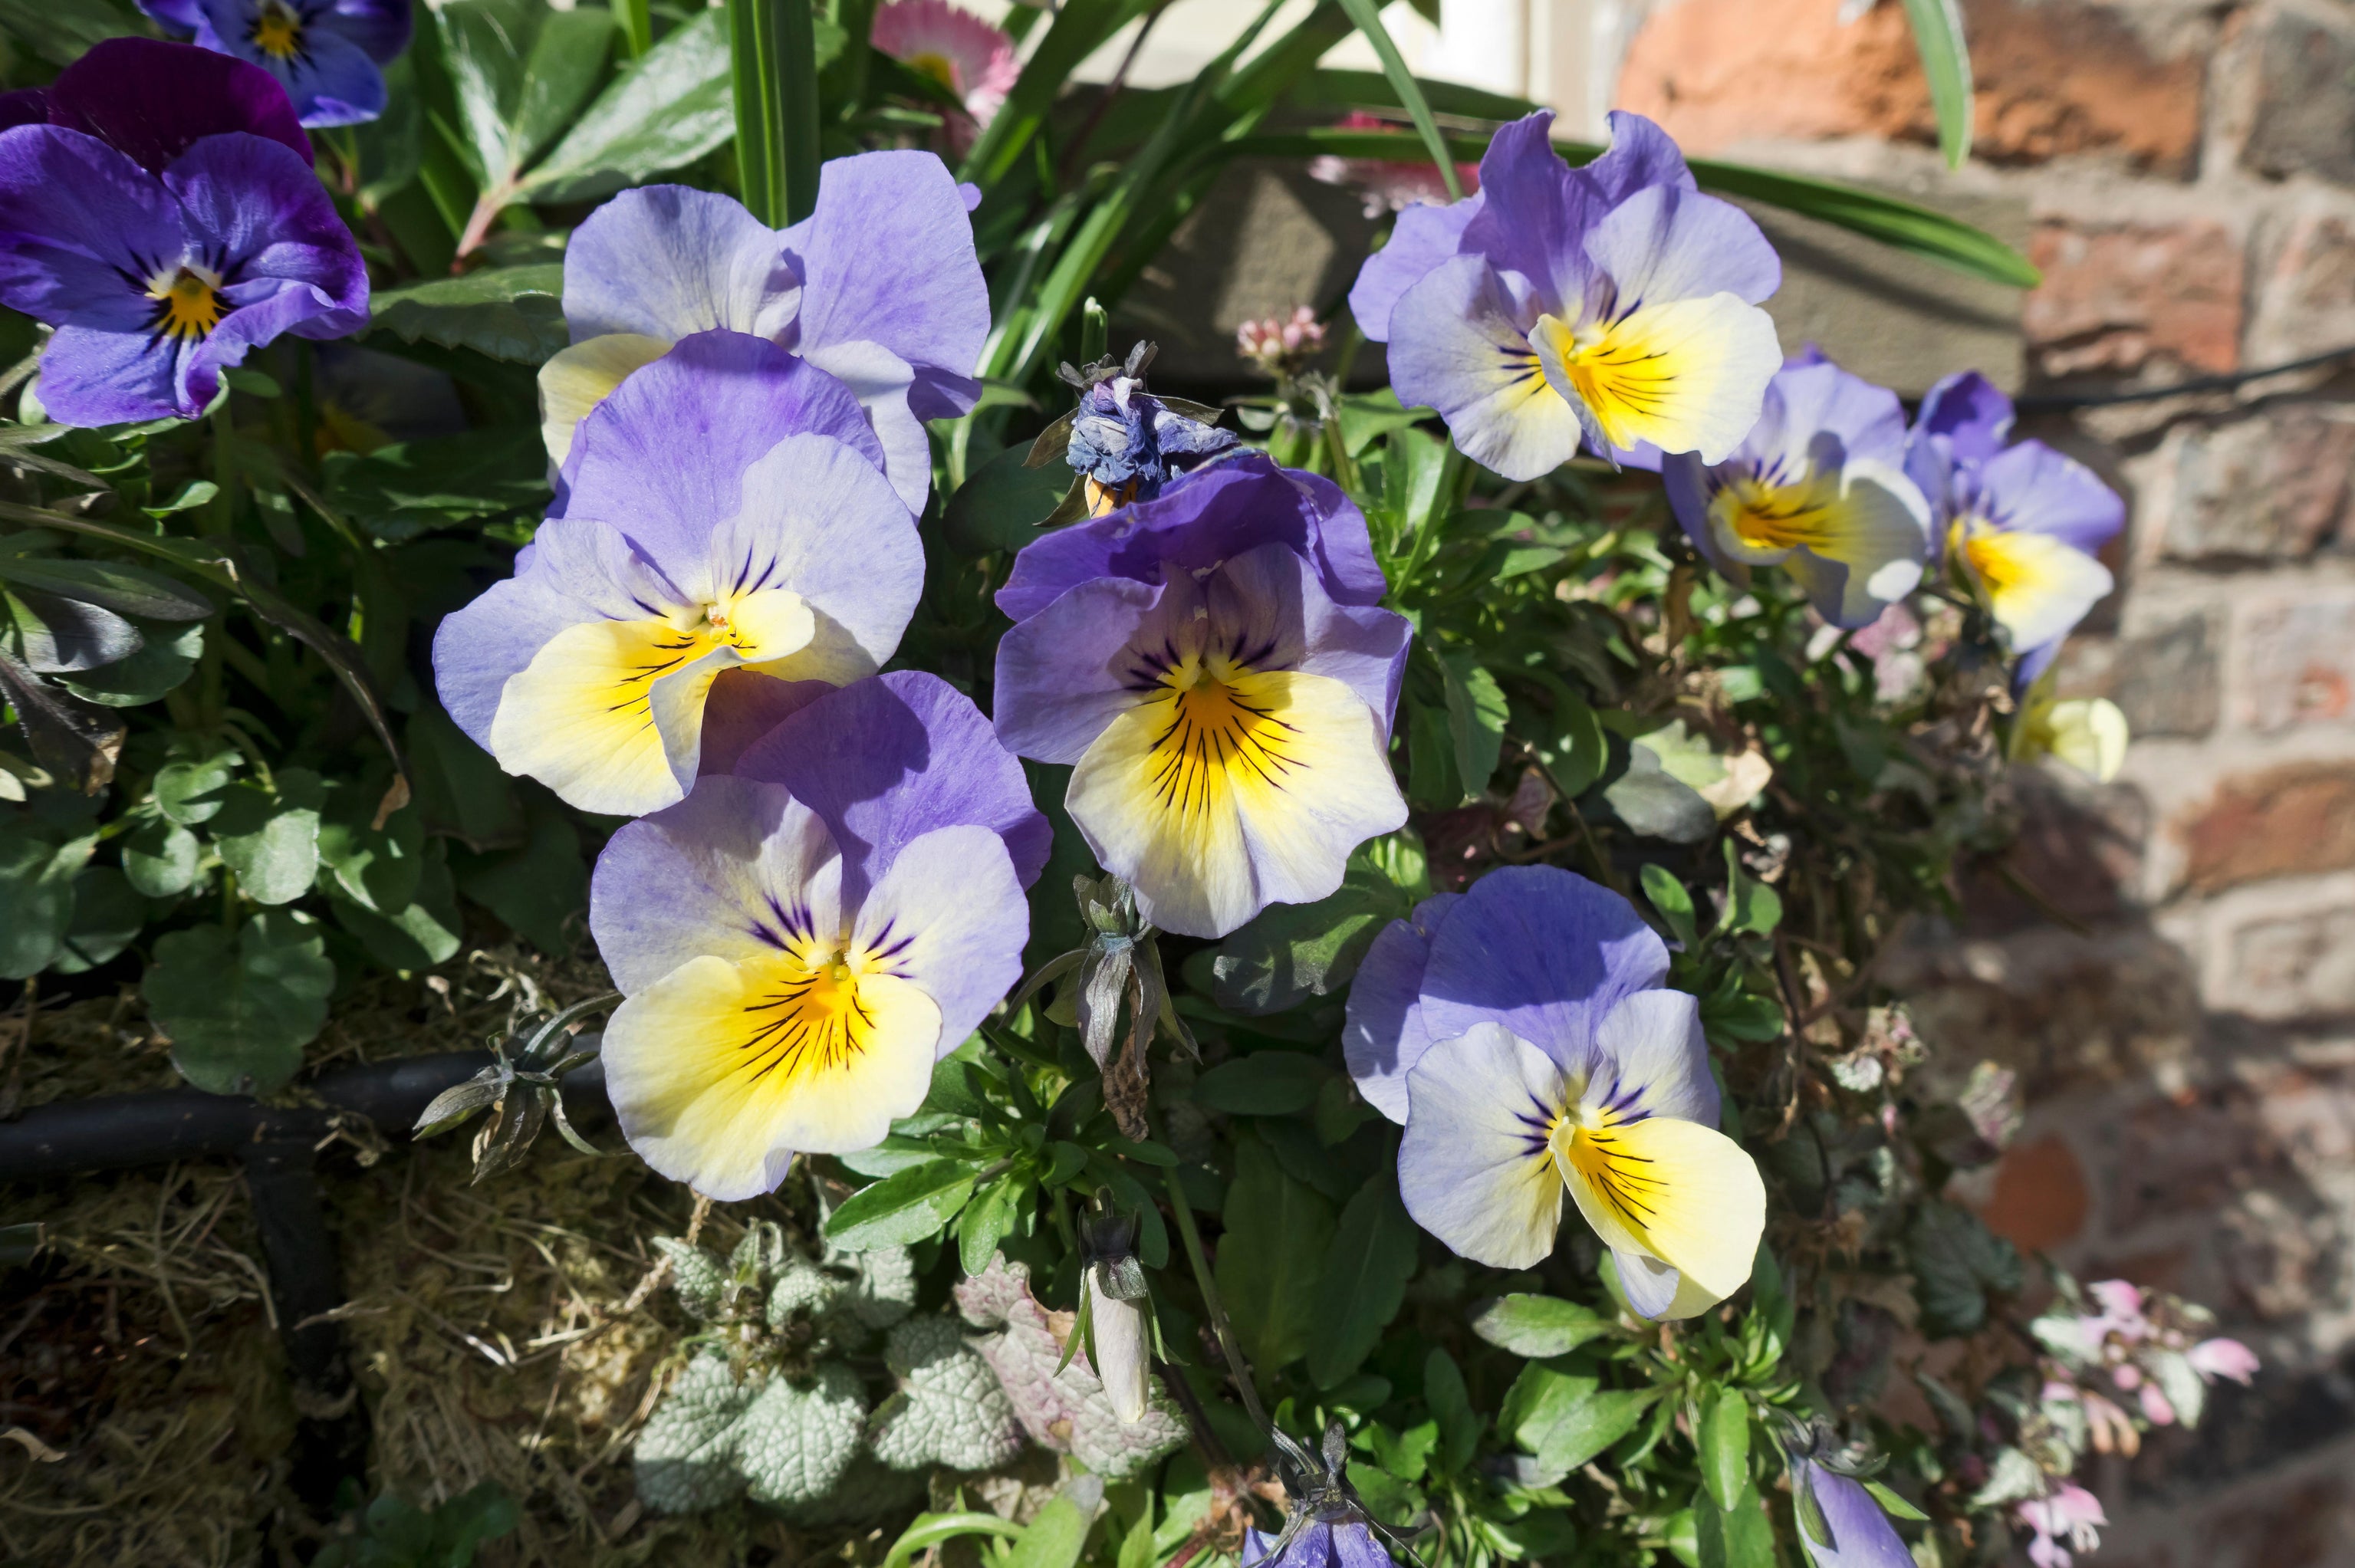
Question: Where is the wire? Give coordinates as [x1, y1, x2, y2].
[2012, 343, 2355, 411]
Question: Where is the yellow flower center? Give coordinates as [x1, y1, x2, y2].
[906, 50, 962, 94]
[1143, 656, 1307, 821]
[250, 0, 304, 60]
[1548, 1106, 1667, 1229]
[740, 941, 881, 1084]
[1949, 515, 2031, 596]
[1719, 474, 1841, 554]
[146, 265, 225, 344]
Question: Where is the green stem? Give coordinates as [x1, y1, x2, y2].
[1158, 1162, 1270, 1436]
[728, 0, 821, 225]
[615, 0, 653, 58]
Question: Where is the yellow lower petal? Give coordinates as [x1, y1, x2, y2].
[538, 332, 672, 467]
[1554, 1110, 1765, 1307]
[489, 616, 725, 816]
[1067, 665, 1404, 938]
[1533, 294, 1782, 464]
[605, 950, 942, 1200]
[1952, 521, 2115, 653]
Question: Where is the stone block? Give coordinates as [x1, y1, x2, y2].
[2105, 1080, 2301, 1235]
[2176, 762, 2355, 892]
[1959, 773, 2148, 929]
[2024, 220, 2245, 377]
[2247, 209, 2355, 367]
[2242, 9, 2355, 189]
[2228, 906, 2355, 1020]
[2161, 412, 2355, 561]
[1615, 0, 2204, 174]
[2056, 609, 2223, 738]
[2239, 597, 2355, 732]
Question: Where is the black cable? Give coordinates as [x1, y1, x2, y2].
[2012, 343, 2355, 411]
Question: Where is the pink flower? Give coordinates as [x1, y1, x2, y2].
[2018, 1483, 2107, 1568]
[2079, 1391, 2140, 1457]
[2086, 1280, 2152, 1342]
[2136, 1381, 2176, 1426]
[2189, 1337, 2259, 1385]
[1237, 306, 1326, 376]
[871, 0, 1018, 152]
[1307, 111, 1480, 218]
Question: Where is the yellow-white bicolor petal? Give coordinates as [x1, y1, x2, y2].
[1533, 292, 1782, 465]
[1553, 1108, 1765, 1312]
[1396, 1022, 1571, 1270]
[2026, 696, 2129, 783]
[1384, 253, 1586, 482]
[1066, 666, 1408, 940]
[604, 952, 943, 1201]
[538, 331, 672, 467]
[1953, 521, 2116, 653]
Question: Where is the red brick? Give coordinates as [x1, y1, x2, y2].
[2177, 764, 2355, 892]
[1978, 1133, 2091, 1250]
[2024, 221, 2245, 377]
[2248, 212, 2355, 366]
[1614, 0, 2203, 174]
[2164, 414, 2355, 561]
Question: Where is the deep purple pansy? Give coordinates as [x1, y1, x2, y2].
[589, 672, 1041, 1199]
[0, 38, 364, 427]
[140, 0, 412, 129]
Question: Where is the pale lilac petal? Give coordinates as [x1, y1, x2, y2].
[1350, 192, 1483, 342]
[1978, 440, 2125, 558]
[1457, 110, 1590, 316]
[1581, 181, 1780, 312]
[995, 453, 1383, 622]
[800, 335, 930, 511]
[1915, 370, 2013, 465]
[731, 670, 1052, 895]
[1584, 110, 1699, 204]
[1398, 1021, 1571, 1269]
[698, 669, 831, 775]
[1799, 1461, 1915, 1568]
[1387, 254, 1582, 482]
[992, 574, 1166, 763]
[551, 330, 887, 542]
[45, 38, 311, 174]
[1616, 1249, 1683, 1318]
[184, 277, 358, 410]
[590, 774, 838, 993]
[1205, 543, 1411, 741]
[852, 823, 1028, 1056]
[1416, 866, 1668, 1076]
[562, 185, 798, 343]
[1344, 891, 1463, 1123]
[781, 149, 988, 399]
[1588, 988, 1715, 1125]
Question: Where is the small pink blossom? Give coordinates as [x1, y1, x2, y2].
[1236, 307, 1326, 376]
[871, 0, 1018, 153]
[2018, 1483, 2107, 1568]
[2136, 1381, 2176, 1426]
[2085, 1280, 2153, 1342]
[1307, 111, 1481, 218]
[2189, 1337, 2259, 1385]
[2080, 1390, 2140, 1457]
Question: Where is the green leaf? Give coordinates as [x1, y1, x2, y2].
[1307, 1172, 1419, 1389]
[1697, 1386, 1750, 1511]
[1215, 1133, 1337, 1372]
[521, 10, 734, 202]
[0, 557, 212, 622]
[1211, 875, 1394, 1016]
[149, 912, 336, 1096]
[1347, 1461, 1425, 1529]
[1863, 1479, 1929, 1523]
[1900, 0, 1975, 169]
[5, 587, 141, 672]
[1908, 1200, 2024, 1337]
[957, 1175, 1027, 1276]
[1005, 1495, 1094, 1568]
[209, 774, 323, 907]
[1190, 1050, 1329, 1116]
[1721, 839, 1783, 938]
[1471, 1294, 1615, 1359]
[1439, 654, 1507, 802]
[122, 818, 200, 898]
[321, 429, 549, 541]
[942, 442, 1074, 554]
[331, 843, 464, 971]
[1601, 745, 1715, 843]
[406, 702, 524, 850]
[315, 790, 425, 914]
[452, 801, 586, 953]
[49, 866, 146, 975]
[1694, 1484, 1775, 1568]
[826, 1160, 980, 1251]
[1641, 863, 1700, 951]
[1424, 1348, 1479, 1475]
[57, 620, 202, 708]
[729, 0, 823, 226]
[439, 0, 613, 189]
[1405, 700, 1459, 810]
[1511, 1366, 1658, 1474]
[883, 1514, 1027, 1568]
[0, 827, 90, 978]
[1330, 0, 1462, 200]
[1530, 685, 1608, 798]
[367, 265, 569, 363]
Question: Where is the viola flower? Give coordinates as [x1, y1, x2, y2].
[1245, 1425, 1396, 1568]
[1906, 372, 2123, 685]
[434, 332, 921, 817]
[140, 0, 411, 128]
[870, 0, 1018, 155]
[0, 38, 365, 427]
[2016, 1483, 2106, 1568]
[538, 153, 989, 510]
[590, 672, 1046, 1199]
[1348, 110, 1781, 482]
[1308, 110, 1481, 219]
[1791, 1456, 1915, 1568]
[993, 455, 1410, 939]
[1666, 353, 1931, 629]
[1347, 866, 1765, 1317]
[1061, 346, 1240, 515]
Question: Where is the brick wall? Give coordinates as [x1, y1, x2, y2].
[1613, 0, 2355, 1559]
